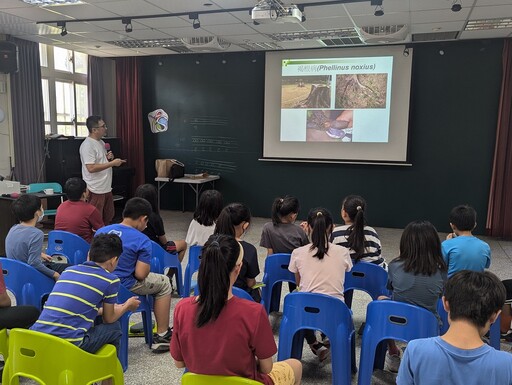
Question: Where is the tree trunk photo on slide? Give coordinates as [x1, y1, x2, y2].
[296, 85, 331, 108]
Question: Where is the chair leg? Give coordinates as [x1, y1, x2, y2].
[270, 283, 283, 313]
[344, 289, 354, 309]
[374, 340, 387, 370]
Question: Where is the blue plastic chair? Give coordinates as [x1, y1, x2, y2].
[0, 258, 55, 310]
[260, 253, 295, 314]
[437, 298, 501, 350]
[278, 292, 356, 385]
[46, 230, 90, 265]
[26, 182, 63, 217]
[344, 261, 389, 308]
[357, 300, 440, 385]
[183, 245, 202, 297]
[150, 241, 183, 297]
[117, 285, 154, 372]
[232, 287, 255, 301]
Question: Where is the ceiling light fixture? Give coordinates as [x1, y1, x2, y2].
[22, 0, 83, 5]
[451, 0, 462, 12]
[122, 18, 133, 33]
[189, 13, 200, 29]
[57, 21, 67, 36]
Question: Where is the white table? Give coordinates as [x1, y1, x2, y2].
[155, 174, 220, 211]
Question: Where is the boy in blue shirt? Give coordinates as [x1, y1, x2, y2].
[441, 205, 490, 276]
[6, 194, 70, 281]
[95, 197, 173, 353]
[31, 234, 139, 357]
[397, 270, 512, 385]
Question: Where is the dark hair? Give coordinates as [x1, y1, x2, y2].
[89, 234, 123, 263]
[342, 195, 367, 262]
[64, 177, 87, 201]
[397, 220, 447, 276]
[122, 197, 152, 220]
[271, 195, 300, 225]
[86, 115, 102, 133]
[445, 270, 506, 328]
[214, 203, 251, 237]
[134, 184, 159, 214]
[193, 190, 223, 227]
[449, 205, 476, 231]
[307, 207, 333, 260]
[11, 194, 41, 222]
[196, 234, 241, 328]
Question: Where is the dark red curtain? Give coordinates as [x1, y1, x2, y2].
[487, 39, 512, 239]
[115, 57, 144, 191]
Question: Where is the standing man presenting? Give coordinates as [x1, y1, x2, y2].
[80, 116, 126, 225]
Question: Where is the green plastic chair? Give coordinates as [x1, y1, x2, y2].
[2, 328, 123, 385]
[0, 328, 8, 361]
[181, 372, 262, 384]
[26, 182, 64, 217]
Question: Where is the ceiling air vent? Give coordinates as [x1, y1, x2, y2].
[412, 31, 460, 42]
[359, 24, 408, 44]
[181, 37, 231, 52]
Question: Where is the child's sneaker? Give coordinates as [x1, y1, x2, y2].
[311, 342, 330, 362]
[152, 327, 172, 353]
[321, 335, 330, 348]
[385, 351, 401, 373]
[501, 330, 512, 342]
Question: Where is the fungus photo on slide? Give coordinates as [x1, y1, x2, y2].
[281, 75, 331, 108]
[335, 74, 388, 109]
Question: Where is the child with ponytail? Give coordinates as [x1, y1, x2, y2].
[214, 203, 261, 302]
[331, 195, 385, 267]
[288, 208, 352, 362]
[171, 235, 302, 385]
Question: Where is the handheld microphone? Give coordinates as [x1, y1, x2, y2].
[105, 143, 111, 151]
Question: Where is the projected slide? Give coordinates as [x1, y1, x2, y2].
[280, 57, 393, 143]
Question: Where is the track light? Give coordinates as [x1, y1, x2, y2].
[57, 21, 67, 36]
[374, 5, 384, 16]
[189, 13, 200, 29]
[451, 0, 462, 12]
[122, 18, 133, 33]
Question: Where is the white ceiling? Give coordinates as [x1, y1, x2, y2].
[0, 0, 510, 57]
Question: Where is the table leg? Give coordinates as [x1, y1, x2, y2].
[182, 184, 185, 212]
[157, 181, 167, 210]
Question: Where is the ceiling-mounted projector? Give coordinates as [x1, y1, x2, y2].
[251, 0, 303, 24]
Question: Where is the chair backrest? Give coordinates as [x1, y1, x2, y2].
[232, 287, 255, 301]
[280, 292, 353, 339]
[183, 245, 202, 296]
[344, 262, 389, 300]
[182, 372, 262, 385]
[1, 258, 55, 309]
[26, 183, 63, 194]
[262, 253, 295, 289]
[46, 230, 90, 265]
[4, 328, 123, 385]
[364, 300, 439, 342]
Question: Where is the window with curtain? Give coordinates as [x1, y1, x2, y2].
[40, 44, 89, 137]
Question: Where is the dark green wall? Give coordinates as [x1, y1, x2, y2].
[141, 39, 503, 234]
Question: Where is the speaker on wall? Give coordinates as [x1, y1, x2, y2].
[0, 42, 18, 74]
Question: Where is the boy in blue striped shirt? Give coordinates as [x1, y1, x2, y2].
[31, 234, 140, 358]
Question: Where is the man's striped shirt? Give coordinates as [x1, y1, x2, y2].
[31, 261, 119, 344]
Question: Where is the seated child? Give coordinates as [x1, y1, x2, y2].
[214, 203, 261, 302]
[54, 177, 104, 243]
[134, 183, 187, 261]
[6, 194, 70, 281]
[95, 197, 173, 353]
[397, 270, 512, 385]
[380, 220, 448, 372]
[30, 234, 139, 356]
[185, 190, 223, 246]
[289, 208, 352, 362]
[442, 205, 490, 277]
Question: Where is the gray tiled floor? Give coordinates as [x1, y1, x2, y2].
[122, 210, 512, 385]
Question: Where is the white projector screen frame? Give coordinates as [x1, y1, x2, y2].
[263, 45, 413, 164]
